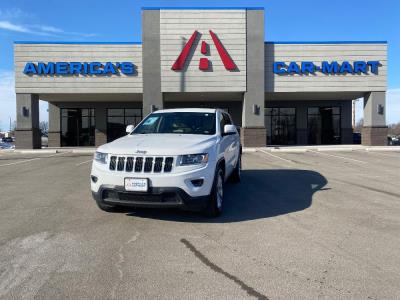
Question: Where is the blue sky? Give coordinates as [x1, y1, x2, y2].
[0, 0, 399, 130]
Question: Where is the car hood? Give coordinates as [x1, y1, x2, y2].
[98, 134, 218, 156]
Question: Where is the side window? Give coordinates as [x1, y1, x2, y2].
[219, 113, 227, 135]
[222, 113, 232, 125]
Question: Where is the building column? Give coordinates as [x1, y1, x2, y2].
[48, 102, 61, 147]
[362, 92, 387, 146]
[95, 106, 107, 146]
[142, 9, 163, 117]
[241, 9, 266, 147]
[15, 94, 41, 149]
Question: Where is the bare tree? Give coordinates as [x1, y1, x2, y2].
[388, 122, 400, 136]
[354, 118, 363, 133]
[10, 121, 16, 135]
[39, 121, 49, 136]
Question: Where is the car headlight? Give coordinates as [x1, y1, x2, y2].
[94, 151, 108, 164]
[179, 153, 208, 166]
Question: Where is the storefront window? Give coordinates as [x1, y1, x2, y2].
[107, 108, 142, 142]
[61, 108, 95, 147]
[307, 107, 341, 145]
[265, 107, 296, 145]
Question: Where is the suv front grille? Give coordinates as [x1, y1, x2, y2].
[109, 156, 174, 173]
[154, 157, 163, 172]
[164, 157, 173, 172]
[135, 157, 143, 172]
[109, 156, 117, 170]
[144, 157, 153, 172]
[117, 157, 125, 171]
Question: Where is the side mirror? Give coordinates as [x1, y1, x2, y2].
[223, 124, 237, 136]
[126, 125, 135, 134]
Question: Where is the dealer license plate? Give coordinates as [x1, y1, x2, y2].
[124, 178, 148, 192]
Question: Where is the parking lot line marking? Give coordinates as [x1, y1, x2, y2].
[0, 157, 41, 167]
[309, 150, 367, 164]
[0, 153, 62, 167]
[258, 149, 295, 164]
[331, 178, 400, 198]
[76, 159, 92, 166]
[366, 151, 400, 158]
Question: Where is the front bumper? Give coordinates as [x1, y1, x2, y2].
[91, 161, 216, 198]
[92, 185, 209, 211]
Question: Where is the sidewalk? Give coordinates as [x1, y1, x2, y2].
[3, 145, 400, 154]
[1, 147, 97, 154]
[243, 145, 400, 153]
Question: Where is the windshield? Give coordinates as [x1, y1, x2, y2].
[132, 112, 216, 135]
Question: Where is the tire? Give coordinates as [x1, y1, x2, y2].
[229, 155, 241, 183]
[96, 199, 118, 212]
[204, 167, 224, 217]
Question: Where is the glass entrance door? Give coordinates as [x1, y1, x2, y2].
[61, 108, 95, 146]
[265, 108, 297, 145]
[307, 107, 341, 145]
[107, 108, 142, 142]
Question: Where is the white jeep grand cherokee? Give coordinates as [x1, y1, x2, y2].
[91, 108, 241, 217]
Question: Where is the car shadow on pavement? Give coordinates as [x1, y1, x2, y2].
[125, 169, 328, 223]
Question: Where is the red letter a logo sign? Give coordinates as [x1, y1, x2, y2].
[171, 30, 237, 71]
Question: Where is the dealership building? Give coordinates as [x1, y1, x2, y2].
[14, 7, 388, 148]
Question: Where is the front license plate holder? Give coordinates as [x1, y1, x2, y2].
[124, 178, 148, 192]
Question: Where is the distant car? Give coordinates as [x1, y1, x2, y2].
[41, 136, 49, 147]
[2, 137, 13, 143]
[353, 132, 362, 144]
[0, 142, 14, 149]
[388, 136, 400, 146]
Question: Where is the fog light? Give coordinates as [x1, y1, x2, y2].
[191, 179, 204, 187]
[91, 175, 98, 183]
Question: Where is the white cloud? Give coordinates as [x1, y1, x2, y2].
[0, 70, 48, 132]
[0, 19, 97, 37]
[32, 25, 98, 37]
[34, 25, 98, 37]
[0, 8, 33, 20]
[37, 25, 64, 33]
[0, 10, 97, 37]
[0, 20, 32, 33]
[355, 88, 400, 125]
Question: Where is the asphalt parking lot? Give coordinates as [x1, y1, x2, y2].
[0, 150, 399, 299]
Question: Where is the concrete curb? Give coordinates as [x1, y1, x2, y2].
[8, 148, 97, 154]
[366, 147, 400, 152]
[0, 149, 16, 153]
[4, 146, 400, 154]
[242, 148, 257, 153]
[270, 148, 307, 153]
[242, 146, 400, 153]
[8, 149, 58, 154]
[316, 148, 354, 152]
[72, 149, 96, 154]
